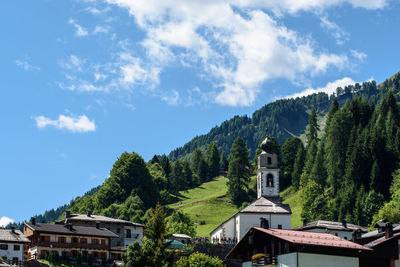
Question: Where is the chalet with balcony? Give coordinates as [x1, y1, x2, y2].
[57, 211, 144, 248]
[0, 227, 30, 265]
[24, 217, 118, 262]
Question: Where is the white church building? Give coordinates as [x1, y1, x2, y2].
[210, 135, 291, 243]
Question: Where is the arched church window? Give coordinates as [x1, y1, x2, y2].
[266, 174, 274, 187]
[267, 157, 272, 165]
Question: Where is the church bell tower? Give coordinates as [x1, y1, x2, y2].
[257, 131, 280, 199]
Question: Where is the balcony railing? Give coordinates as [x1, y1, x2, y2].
[32, 241, 110, 250]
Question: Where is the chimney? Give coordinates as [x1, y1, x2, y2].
[87, 210, 91, 217]
[65, 210, 71, 219]
[65, 223, 73, 231]
[352, 229, 361, 243]
[342, 219, 347, 229]
[96, 221, 100, 229]
[385, 223, 393, 239]
[303, 218, 307, 227]
[30, 217, 36, 225]
[11, 226, 15, 234]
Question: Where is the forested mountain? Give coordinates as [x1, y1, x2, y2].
[30, 71, 400, 230]
[168, 77, 391, 161]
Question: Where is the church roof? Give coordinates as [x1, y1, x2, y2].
[239, 197, 291, 214]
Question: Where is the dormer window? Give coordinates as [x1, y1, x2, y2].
[266, 174, 274, 187]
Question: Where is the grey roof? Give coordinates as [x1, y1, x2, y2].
[24, 222, 118, 238]
[365, 232, 400, 248]
[294, 220, 368, 232]
[61, 214, 143, 227]
[0, 229, 30, 243]
[172, 233, 191, 239]
[362, 225, 400, 238]
[239, 197, 291, 214]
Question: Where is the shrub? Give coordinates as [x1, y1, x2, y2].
[176, 252, 223, 267]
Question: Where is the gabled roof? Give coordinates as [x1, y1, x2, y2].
[59, 214, 144, 227]
[364, 232, 400, 248]
[240, 197, 291, 214]
[210, 197, 291, 235]
[294, 220, 368, 232]
[24, 222, 118, 238]
[0, 229, 30, 243]
[254, 228, 371, 250]
[226, 227, 372, 259]
[362, 224, 400, 238]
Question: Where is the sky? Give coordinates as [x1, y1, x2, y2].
[1, 0, 400, 225]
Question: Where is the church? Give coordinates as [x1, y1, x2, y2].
[210, 134, 292, 243]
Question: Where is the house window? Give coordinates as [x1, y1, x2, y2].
[277, 225, 282, 229]
[0, 244, 8, 250]
[117, 241, 121, 247]
[92, 239, 99, 245]
[14, 245, 20, 251]
[126, 229, 131, 238]
[116, 228, 121, 234]
[267, 157, 272, 165]
[72, 237, 78, 244]
[59, 237, 65, 243]
[80, 238, 87, 244]
[101, 239, 106, 245]
[266, 174, 274, 187]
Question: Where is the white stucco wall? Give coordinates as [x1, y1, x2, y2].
[237, 213, 291, 239]
[278, 252, 359, 267]
[0, 242, 24, 262]
[123, 226, 143, 247]
[210, 217, 235, 243]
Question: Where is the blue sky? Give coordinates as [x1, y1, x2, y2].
[1, 0, 400, 224]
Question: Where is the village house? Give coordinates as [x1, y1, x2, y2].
[210, 134, 291, 243]
[24, 217, 118, 262]
[56, 211, 144, 248]
[226, 226, 372, 267]
[0, 227, 30, 265]
[294, 219, 368, 240]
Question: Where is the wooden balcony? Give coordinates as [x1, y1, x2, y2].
[32, 241, 110, 250]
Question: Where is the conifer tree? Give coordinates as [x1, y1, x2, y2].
[281, 137, 303, 188]
[291, 145, 305, 189]
[150, 154, 160, 164]
[191, 148, 208, 182]
[325, 98, 339, 134]
[182, 160, 193, 188]
[306, 109, 320, 145]
[310, 141, 327, 186]
[220, 151, 229, 172]
[207, 142, 220, 179]
[227, 137, 250, 206]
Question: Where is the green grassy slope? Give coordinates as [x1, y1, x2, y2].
[169, 176, 304, 236]
[168, 177, 239, 237]
[281, 186, 303, 228]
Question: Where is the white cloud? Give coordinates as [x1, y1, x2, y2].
[161, 90, 180, 105]
[68, 18, 89, 37]
[35, 114, 96, 133]
[93, 25, 110, 34]
[16, 60, 40, 71]
[103, 0, 364, 106]
[351, 49, 367, 61]
[320, 16, 350, 45]
[0, 216, 14, 227]
[284, 77, 357, 99]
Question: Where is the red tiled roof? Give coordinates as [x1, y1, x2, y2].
[253, 227, 372, 251]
